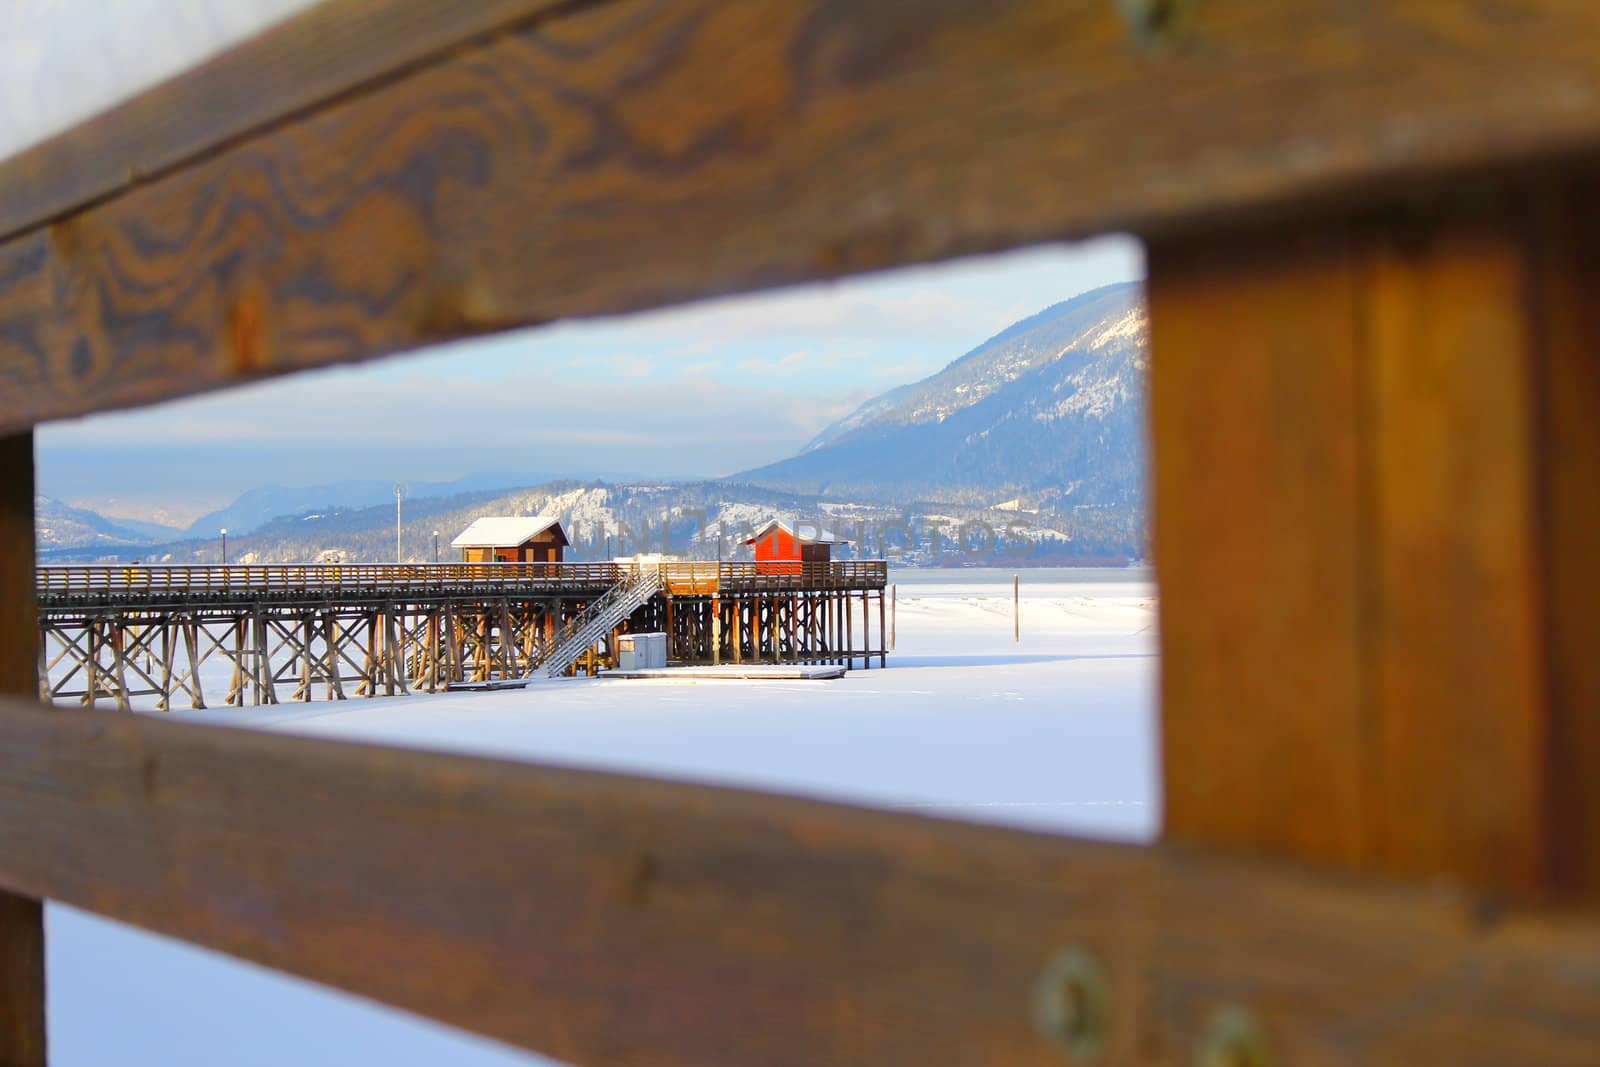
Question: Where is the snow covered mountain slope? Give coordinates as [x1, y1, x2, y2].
[34, 496, 167, 551]
[738, 282, 1147, 505]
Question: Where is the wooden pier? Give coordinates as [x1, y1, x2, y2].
[36, 561, 889, 710]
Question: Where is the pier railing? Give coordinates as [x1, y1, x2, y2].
[36, 561, 628, 596]
[35, 560, 890, 600]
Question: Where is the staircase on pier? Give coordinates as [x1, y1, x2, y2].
[532, 566, 663, 678]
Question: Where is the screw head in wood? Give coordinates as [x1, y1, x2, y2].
[1116, 0, 1200, 48]
[1195, 1005, 1274, 1067]
[1033, 947, 1109, 1061]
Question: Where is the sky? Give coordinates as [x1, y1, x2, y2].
[0, 0, 320, 158]
[39, 238, 1144, 525]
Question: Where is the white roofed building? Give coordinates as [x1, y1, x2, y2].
[451, 517, 569, 563]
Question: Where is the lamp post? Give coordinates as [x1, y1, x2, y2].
[432, 530, 440, 564]
[394, 483, 407, 563]
[220, 528, 228, 565]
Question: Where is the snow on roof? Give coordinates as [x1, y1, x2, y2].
[743, 519, 846, 545]
[451, 516, 565, 548]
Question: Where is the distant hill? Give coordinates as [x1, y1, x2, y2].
[103, 515, 187, 541]
[738, 282, 1146, 507]
[180, 471, 558, 539]
[35, 496, 165, 552]
[44, 480, 1144, 567]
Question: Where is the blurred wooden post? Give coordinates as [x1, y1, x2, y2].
[1151, 194, 1600, 900]
[877, 591, 886, 667]
[0, 431, 45, 1067]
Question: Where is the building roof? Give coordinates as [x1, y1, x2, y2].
[451, 516, 567, 548]
[743, 519, 846, 546]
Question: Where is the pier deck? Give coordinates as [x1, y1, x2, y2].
[37, 561, 887, 609]
[36, 561, 890, 709]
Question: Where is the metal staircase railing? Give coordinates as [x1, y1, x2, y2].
[530, 566, 663, 678]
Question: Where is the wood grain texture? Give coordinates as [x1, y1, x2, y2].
[0, 0, 581, 244]
[1150, 229, 1370, 868]
[0, 697, 1598, 1067]
[1530, 185, 1600, 898]
[0, 893, 44, 1067]
[1153, 196, 1600, 899]
[9, 1, 1600, 431]
[0, 433, 44, 1067]
[1364, 215, 1548, 890]
[0, 434, 35, 696]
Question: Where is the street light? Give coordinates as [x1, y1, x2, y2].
[394, 483, 408, 563]
[432, 530, 440, 564]
[220, 528, 228, 565]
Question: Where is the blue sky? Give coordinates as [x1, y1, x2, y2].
[39, 237, 1143, 524]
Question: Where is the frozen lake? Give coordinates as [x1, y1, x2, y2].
[48, 567, 1159, 1066]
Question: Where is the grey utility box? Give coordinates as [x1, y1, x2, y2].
[616, 634, 641, 671]
[616, 633, 667, 670]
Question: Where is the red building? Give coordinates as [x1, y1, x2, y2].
[744, 520, 843, 574]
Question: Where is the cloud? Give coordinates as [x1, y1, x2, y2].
[588, 285, 1015, 355]
[872, 362, 935, 380]
[0, 0, 319, 157]
[592, 354, 656, 379]
[734, 349, 833, 375]
[42, 361, 864, 483]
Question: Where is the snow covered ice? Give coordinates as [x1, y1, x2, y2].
[47, 568, 1157, 1066]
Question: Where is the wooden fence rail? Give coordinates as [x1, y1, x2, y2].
[1, 696, 1597, 1067]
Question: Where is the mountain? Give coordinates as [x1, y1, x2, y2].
[103, 515, 186, 541]
[34, 497, 166, 551]
[738, 282, 1147, 507]
[44, 480, 1144, 566]
[36, 283, 1152, 565]
[180, 472, 559, 539]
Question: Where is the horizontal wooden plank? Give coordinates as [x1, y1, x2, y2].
[8, 1, 1600, 431]
[1, 698, 1597, 1066]
[0, 0, 578, 244]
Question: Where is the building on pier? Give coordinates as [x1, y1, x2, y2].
[744, 520, 843, 574]
[452, 516, 569, 563]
